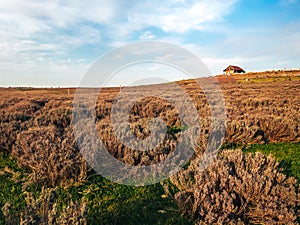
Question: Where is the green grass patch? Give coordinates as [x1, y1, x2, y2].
[66, 176, 191, 225]
[0, 153, 28, 225]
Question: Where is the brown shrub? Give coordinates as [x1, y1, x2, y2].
[11, 126, 88, 187]
[35, 108, 71, 130]
[170, 150, 299, 224]
[0, 99, 43, 153]
[20, 187, 87, 225]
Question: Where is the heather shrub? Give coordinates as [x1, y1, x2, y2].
[11, 126, 88, 187]
[0, 98, 46, 153]
[0, 113, 31, 154]
[0, 122, 21, 153]
[36, 108, 71, 130]
[20, 187, 87, 225]
[170, 149, 299, 224]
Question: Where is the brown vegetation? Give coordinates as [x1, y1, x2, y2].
[0, 71, 299, 224]
[0, 74, 299, 186]
[169, 149, 299, 224]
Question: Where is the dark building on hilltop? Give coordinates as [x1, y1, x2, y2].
[223, 65, 246, 75]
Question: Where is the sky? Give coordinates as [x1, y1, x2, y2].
[0, 0, 300, 87]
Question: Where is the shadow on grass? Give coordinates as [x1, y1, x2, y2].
[69, 175, 192, 225]
[88, 196, 192, 225]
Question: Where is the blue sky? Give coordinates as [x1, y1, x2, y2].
[0, 0, 300, 87]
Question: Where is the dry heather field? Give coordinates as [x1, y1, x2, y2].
[0, 70, 299, 224]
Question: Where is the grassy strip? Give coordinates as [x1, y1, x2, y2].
[238, 75, 300, 83]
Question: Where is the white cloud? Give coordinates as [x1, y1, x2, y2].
[0, 0, 239, 59]
[127, 0, 239, 33]
[0, 0, 117, 35]
[0, 0, 112, 79]
[139, 31, 156, 40]
[0, 0, 114, 52]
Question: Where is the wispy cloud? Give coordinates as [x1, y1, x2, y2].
[1, 0, 299, 86]
[139, 31, 156, 40]
[125, 0, 238, 33]
[279, 0, 298, 5]
[0, 0, 239, 51]
[0, 0, 239, 75]
[0, 0, 116, 81]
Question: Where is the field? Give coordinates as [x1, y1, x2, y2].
[0, 70, 299, 224]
